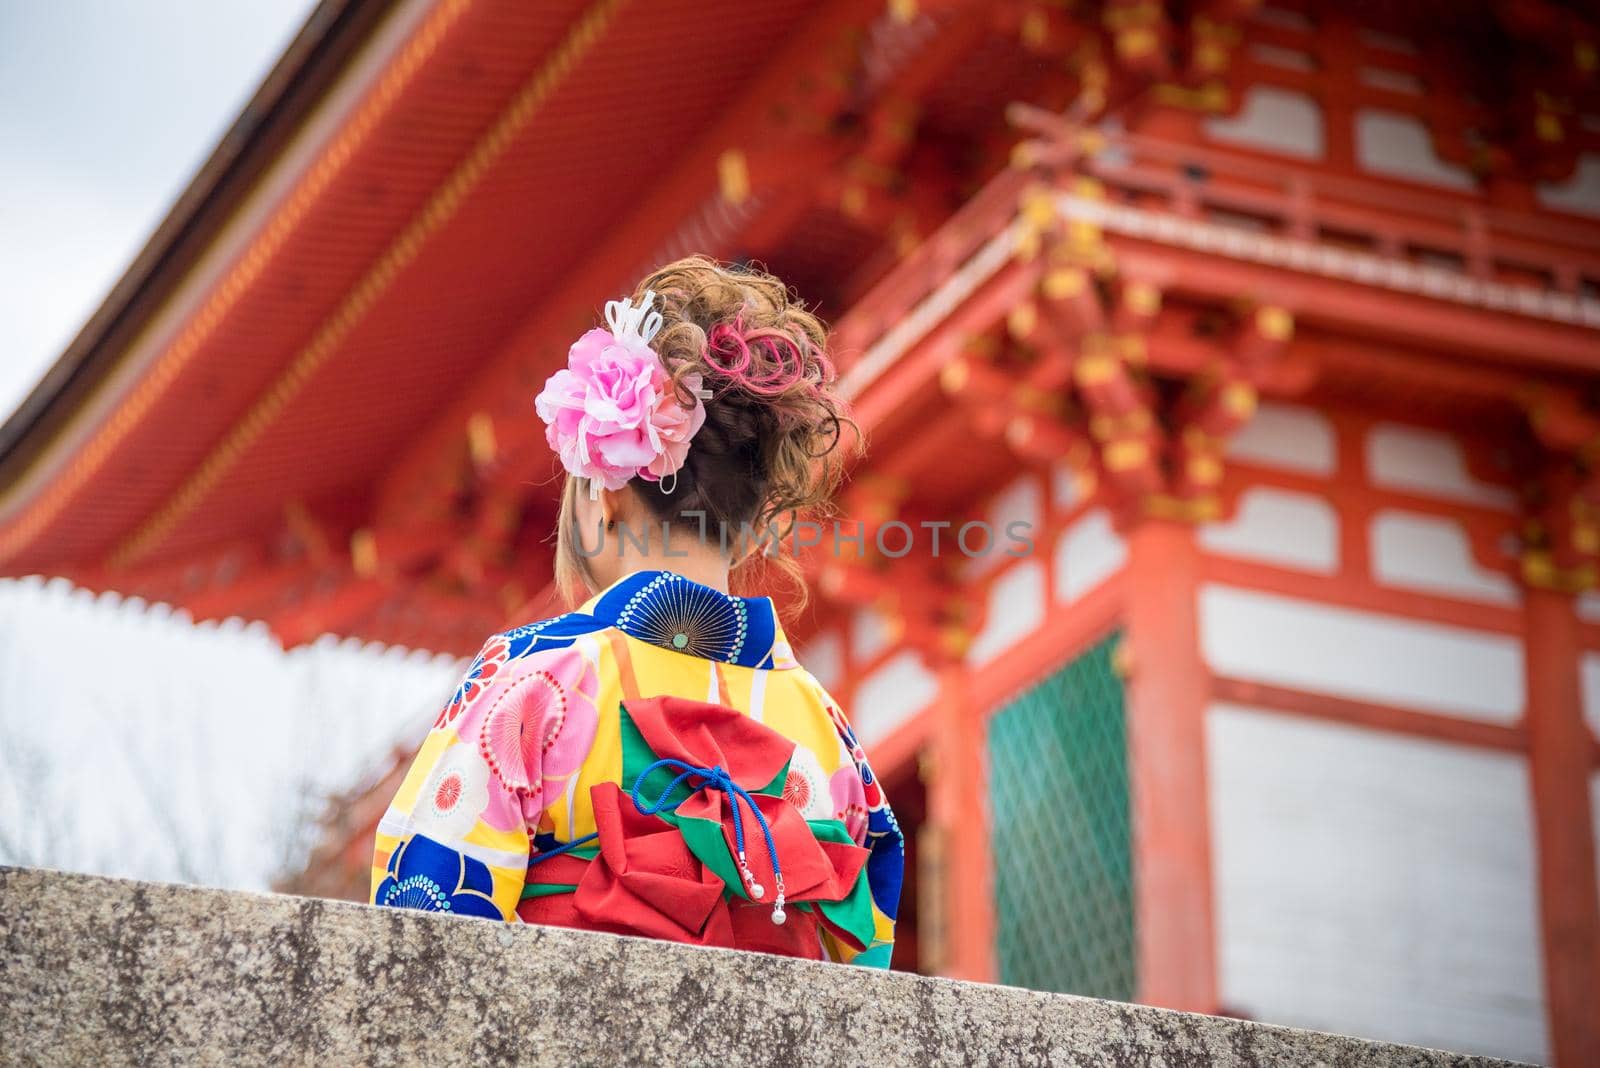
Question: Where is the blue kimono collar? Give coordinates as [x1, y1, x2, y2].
[579, 570, 795, 670]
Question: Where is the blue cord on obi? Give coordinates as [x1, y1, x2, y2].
[525, 758, 789, 926]
[524, 832, 597, 864]
[631, 759, 787, 925]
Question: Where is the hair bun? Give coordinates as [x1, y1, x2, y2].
[629, 256, 852, 539]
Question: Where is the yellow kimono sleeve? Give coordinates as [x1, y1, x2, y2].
[369, 633, 537, 921]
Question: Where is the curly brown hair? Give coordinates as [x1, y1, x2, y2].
[554, 256, 856, 601]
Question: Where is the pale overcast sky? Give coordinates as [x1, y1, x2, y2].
[0, 0, 464, 891]
[0, 0, 317, 419]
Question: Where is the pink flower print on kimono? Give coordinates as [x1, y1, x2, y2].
[412, 743, 491, 842]
[456, 645, 600, 824]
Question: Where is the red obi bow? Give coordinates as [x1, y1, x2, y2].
[517, 695, 872, 958]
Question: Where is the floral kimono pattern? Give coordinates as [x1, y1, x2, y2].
[371, 569, 901, 967]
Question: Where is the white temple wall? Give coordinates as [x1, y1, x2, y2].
[1203, 402, 1549, 1062]
[1207, 705, 1547, 1064]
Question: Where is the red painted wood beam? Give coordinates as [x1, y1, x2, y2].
[271, 576, 394, 648]
[1125, 315, 1323, 412]
[1122, 518, 1218, 1012]
[1201, 554, 1526, 636]
[1285, 333, 1535, 404]
[858, 706, 925, 786]
[181, 560, 326, 624]
[849, 257, 1044, 433]
[831, 165, 1032, 363]
[971, 573, 1124, 715]
[181, 520, 454, 623]
[1210, 676, 1529, 752]
[67, 536, 271, 604]
[1215, 460, 1521, 532]
[1111, 241, 1600, 374]
[1522, 587, 1600, 1068]
[926, 657, 998, 983]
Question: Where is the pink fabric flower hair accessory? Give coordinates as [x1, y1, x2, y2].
[534, 290, 711, 499]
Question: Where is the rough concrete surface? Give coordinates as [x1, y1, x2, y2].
[0, 866, 1529, 1067]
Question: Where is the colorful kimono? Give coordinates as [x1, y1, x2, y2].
[371, 569, 902, 967]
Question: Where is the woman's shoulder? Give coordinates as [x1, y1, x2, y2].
[494, 608, 612, 654]
[458, 609, 621, 683]
[440, 611, 617, 724]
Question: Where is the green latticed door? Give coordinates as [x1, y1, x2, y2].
[987, 632, 1134, 999]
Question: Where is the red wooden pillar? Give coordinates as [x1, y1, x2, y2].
[1122, 518, 1218, 1012]
[1523, 587, 1600, 1067]
[926, 657, 998, 982]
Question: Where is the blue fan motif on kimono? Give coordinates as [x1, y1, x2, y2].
[615, 572, 749, 662]
[375, 834, 502, 919]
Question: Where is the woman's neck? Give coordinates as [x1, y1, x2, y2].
[635, 555, 729, 593]
[612, 535, 731, 594]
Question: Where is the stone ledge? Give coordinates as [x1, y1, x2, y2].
[0, 866, 1524, 1067]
